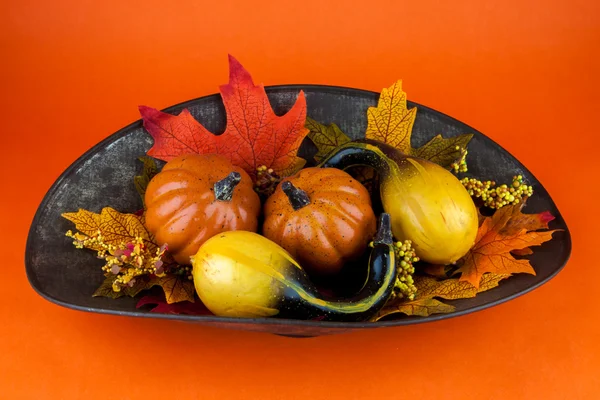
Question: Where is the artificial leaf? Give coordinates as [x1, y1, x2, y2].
[374, 272, 509, 320]
[503, 205, 553, 258]
[366, 80, 417, 153]
[93, 272, 195, 304]
[134, 156, 159, 206]
[365, 80, 473, 168]
[458, 204, 558, 288]
[92, 275, 160, 299]
[411, 133, 474, 169]
[136, 295, 210, 315]
[62, 209, 101, 237]
[124, 275, 161, 297]
[501, 205, 554, 235]
[62, 207, 157, 252]
[305, 117, 380, 193]
[156, 274, 195, 304]
[93, 276, 126, 299]
[306, 117, 351, 162]
[377, 298, 456, 319]
[139, 55, 309, 179]
[415, 273, 510, 300]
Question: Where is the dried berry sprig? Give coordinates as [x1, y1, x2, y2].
[392, 240, 419, 301]
[461, 175, 533, 209]
[65, 230, 177, 292]
[449, 148, 534, 209]
[450, 146, 468, 173]
[254, 165, 281, 198]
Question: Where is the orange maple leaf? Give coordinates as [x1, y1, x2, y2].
[458, 204, 558, 288]
[139, 55, 308, 179]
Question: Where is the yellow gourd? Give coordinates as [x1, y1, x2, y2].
[319, 139, 478, 265]
[191, 214, 396, 321]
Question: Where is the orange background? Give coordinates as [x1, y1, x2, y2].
[2, 0, 599, 398]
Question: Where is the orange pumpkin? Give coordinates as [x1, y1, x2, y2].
[263, 167, 376, 277]
[145, 154, 261, 264]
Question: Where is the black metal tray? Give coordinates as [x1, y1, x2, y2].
[25, 85, 571, 337]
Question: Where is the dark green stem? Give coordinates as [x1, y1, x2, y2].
[281, 181, 310, 210]
[214, 172, 242, 201]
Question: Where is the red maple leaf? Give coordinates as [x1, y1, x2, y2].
[139, 55, 309, 179]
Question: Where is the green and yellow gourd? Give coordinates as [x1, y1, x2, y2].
[319, 139, 479, 265]
[192, 214, 396, 322]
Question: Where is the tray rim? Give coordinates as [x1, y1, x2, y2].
[24, 84, 572, 330]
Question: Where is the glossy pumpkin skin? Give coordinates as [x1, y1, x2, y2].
[144, 154, 260, 265]
[192, 214, 396, 321]
[319, 139, 479, 265]
[263, 167, 377, 277]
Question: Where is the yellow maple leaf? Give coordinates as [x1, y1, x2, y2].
[374, 273, 510, 320]
[307, 81, 472, 170]
[308, 83, 472, 170]
[364, 80, 473, 168]
[366, 80, 417, 153]
[62, 208, 102, 236]
[63, 207, 196, 304]
[62, 207, 157, 252]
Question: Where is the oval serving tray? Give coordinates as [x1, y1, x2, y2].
[25, 85, 571, 337]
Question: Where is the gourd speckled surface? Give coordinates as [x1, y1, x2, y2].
[320, 139, 479, 265]
[263, 167, 376, 276]
[144, 153, 261, 264]
[192, 214, 396, 322]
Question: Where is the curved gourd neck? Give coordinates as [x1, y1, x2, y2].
[317, 141, 399, 177]
[297, 213, 397, 320]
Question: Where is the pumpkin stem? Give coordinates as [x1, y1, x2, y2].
[214, 172, 242, 201]
[281, 181, 310, 210]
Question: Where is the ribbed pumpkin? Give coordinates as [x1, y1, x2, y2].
[144, 154, 260, 264]
[262, 167, 376, 277]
